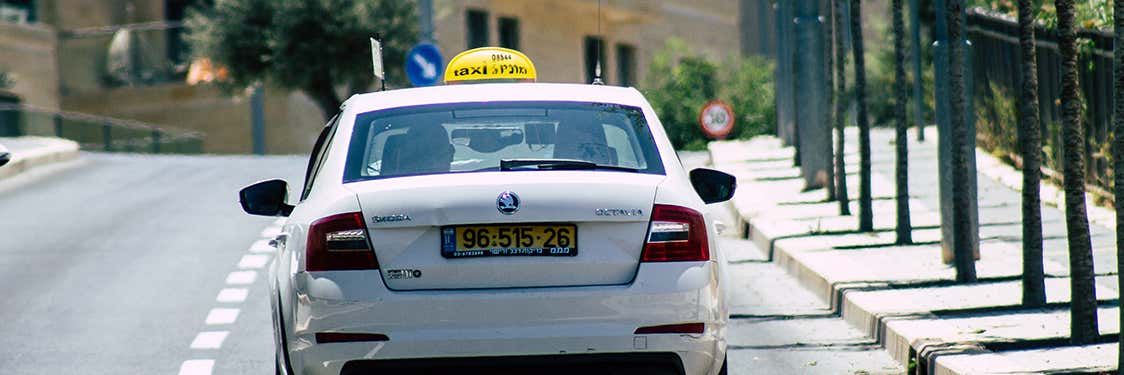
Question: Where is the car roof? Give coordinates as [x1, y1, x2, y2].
[342, 83, 649, 113]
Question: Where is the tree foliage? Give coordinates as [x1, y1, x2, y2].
[186, 0, 418, 119]
[642, 39, 776, 150]
[0, 70, 12, 90]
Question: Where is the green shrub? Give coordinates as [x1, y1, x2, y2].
[641, 39, 776, 150]
[0, 70, 12, 90]
[866, 23, 935, 128]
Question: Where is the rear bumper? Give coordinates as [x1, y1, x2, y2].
[285, 262, 726, 375]
[340, 352, 685, 375]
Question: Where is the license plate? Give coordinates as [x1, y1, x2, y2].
[441, 224, 578, 258]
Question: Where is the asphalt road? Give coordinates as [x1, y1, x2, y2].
[0, 153, 304, 374]
[0, 151, 901, 374]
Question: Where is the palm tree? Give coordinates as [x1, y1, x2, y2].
[1056, 0, 1099, 344]
[893, 0, 912, 244]
[825, 1, 837, 202]
[850, 0, 873, 232]
[946, 0, 976, 282]
[1017, 0, 1045, 307]
[1113, 0, 1124, 364]
[834, 0, 851, 216]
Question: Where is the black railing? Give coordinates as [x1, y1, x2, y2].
[967, 9, 1114, 190]
[0, 104, 205, 154]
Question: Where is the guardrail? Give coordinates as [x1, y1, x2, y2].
[0, 104, 205, 154]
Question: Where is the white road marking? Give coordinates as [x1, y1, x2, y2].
[238, 254, 271, 269]
[179, 223, 280, 373]
[225, 270, 257, 285]
[249, 239, 275, 253]
[205, 308, 240, 325]
[260, 226, 283, 238]
[190, 331, 229, 349]
[216, 288, 248, 303]
[177, 359, 214, 375]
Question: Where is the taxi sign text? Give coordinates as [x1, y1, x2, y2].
[445, 47, 537, 83]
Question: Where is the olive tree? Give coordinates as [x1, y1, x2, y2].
[186, 0, 418, 120]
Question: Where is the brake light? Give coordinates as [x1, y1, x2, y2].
[641, 205, 709, 262]
[307, 212, 379, 271]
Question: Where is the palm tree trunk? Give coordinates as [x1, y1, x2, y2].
[1056, 0, 1100, 345]
[835, 0, 851, 216]
[825, 2, 838, 202]
[1017, 0, 1045, 307]
[850, 0, 873, 232]
[1115, 0, 1124, 366]
[947, 0, 977, 282]
[893, 0, 912, 245]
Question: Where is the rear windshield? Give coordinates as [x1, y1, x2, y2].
[343, 101, 665, 182]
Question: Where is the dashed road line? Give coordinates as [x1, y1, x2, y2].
[179, 221, 280, 375]
[216, 288, 249, 303]
[204, 308, 240, 325]
[249, 239, 274, 254]
[225, 271, 257, 285]
[237, 254, 271, 269]
[177, 359, 215, 375]
[190, 331, 230, 350]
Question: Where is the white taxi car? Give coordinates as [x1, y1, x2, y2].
[240, 48, 735, 375]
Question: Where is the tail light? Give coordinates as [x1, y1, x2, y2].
[641, 204, 709, 262]
[307, 212, 379, 271]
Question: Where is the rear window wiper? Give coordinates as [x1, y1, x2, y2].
[499, 159, 640, 172]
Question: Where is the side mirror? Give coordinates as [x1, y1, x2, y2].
[239, 179, 294, 216]
[0, 144, 10, 167]
[689, 168, 736, 204]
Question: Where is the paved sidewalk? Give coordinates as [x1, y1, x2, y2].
[683, 151, 904, 374]
[0, 136, 80, 180]
[709, 127, 1119, 374]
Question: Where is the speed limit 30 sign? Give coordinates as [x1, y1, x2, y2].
[699, 100, 735, 139]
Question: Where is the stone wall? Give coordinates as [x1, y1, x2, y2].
[0, 22, 59, 109]
[62, 83, 324, 154]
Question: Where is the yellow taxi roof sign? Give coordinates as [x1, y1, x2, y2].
[444, 47, 537, 84]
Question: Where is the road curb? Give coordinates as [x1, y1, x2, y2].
[0, 137, 81, 180]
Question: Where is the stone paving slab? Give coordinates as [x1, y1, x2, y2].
[933, 343, 1118, 375]
[887, 307, 1119, 373]
[709, 126, 1120, 374]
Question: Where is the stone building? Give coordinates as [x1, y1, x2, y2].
[0, 0, 752, 154]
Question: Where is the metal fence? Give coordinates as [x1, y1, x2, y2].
[967, 9, 1114, 189]
[0, 104, 205, 154]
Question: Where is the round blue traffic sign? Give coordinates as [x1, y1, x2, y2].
[406, 43, 443, 87]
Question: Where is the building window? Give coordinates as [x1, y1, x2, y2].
[466, 9, 489, 48]
[498, 17, 520, 50]
[0, 0, 37, 23]
[583, 36, 606, 84]
[616, 44, 636, 86]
